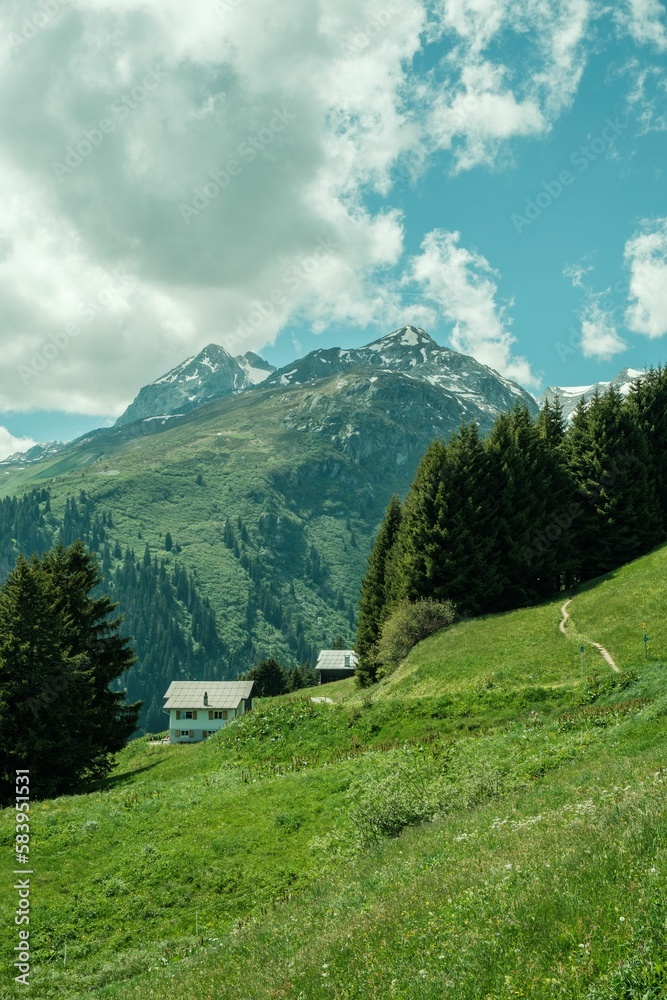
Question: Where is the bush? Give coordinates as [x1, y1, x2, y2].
[376, 598, 456, 678]
[349, 745, 444, 842]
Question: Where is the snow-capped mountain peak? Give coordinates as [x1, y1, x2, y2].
[364, 325, 436, 351]
[262, 325, 537, 419]
[539, 367, 645, 422]
[115, 344, 275, 427]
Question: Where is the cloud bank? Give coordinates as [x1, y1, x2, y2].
[0, 0, 659, 415]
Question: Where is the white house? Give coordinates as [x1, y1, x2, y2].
[163, 681, 255, 744]
[315, 650, 358, 684]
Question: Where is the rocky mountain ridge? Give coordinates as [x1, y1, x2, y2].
[114, 344, 276, 427]
[539, 367, 645, 422]
[264, 326, 538, 421]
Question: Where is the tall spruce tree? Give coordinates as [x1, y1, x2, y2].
[0, 543, 140, 804]
[41, 541, 141, 771]
[486, 404, 574, 609]
[566, 386, 661, 578]
[383, 442, 449, 609]
[355, 496, 402, 686]
[531, 397, 580, 593]
[627, 367, 667, 535]
[438, 422, 500, 614]
[0, 555, 87, 803]
[387, 426, 501, 616]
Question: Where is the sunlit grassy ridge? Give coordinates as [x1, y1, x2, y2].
[1, 543, 666, 998]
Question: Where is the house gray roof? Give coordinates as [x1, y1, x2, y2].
[163, 681, 254, 710]
[315, 650, 358, 671]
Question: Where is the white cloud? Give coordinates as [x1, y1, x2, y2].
[405, 229, 538, 387]
[0, 0, 425, 414]
[426, 0, 593, 171]
[436, 0, 510, 52]
[0, 427, 36, 462]
[0, 0, 650, 420]
[580, 299, 627, 360]
[563, 259, 596, 289]
[618, 0, 667, 50]
[623, 59, 667, 134]
[563, 257, 627, 361]
[429, 61, 545, 171]
[625, 218, 667, 338]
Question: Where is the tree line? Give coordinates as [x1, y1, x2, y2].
[356, 370, 667, 685]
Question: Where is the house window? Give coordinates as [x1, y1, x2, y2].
[211, 711, 227, 720]
[344, 655, 350, 667]
[182, 710, 197, 720]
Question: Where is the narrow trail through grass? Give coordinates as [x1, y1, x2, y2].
[560, 597, 619, 672]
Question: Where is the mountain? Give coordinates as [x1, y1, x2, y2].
[264, 325, 538, 420]
[114, 344, 275, 427]
[3, 326, 534, 470]
[0, 327, 541, 730]
[0, 440, 65, 467]
[539, 366, 645, 422]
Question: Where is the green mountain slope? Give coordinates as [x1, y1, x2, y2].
[0, 367, 530, 730]
[1, 542, 665, 998]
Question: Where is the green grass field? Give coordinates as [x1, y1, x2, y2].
[1, 543, 666, 998]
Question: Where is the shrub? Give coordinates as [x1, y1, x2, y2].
[349, 745, 443, 842]
[376, 598, 456, 678]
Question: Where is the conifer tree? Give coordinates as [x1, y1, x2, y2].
[566, 386, 661, 577]
[536, 395, 566, 449]
[627, 367, 667, 535]
[486, 404, 574, 608]
[41, 541, 141, 771]
[389, 426, 502, 615]
[383, 442, 449, 608]
[435, 422, 500, 614]
[0, 543, 140, 803]
[529, 397, 580, 593]
[355, 495, 402, 686]
[243, 658, 286, 697]
[0, 555, 86, 803]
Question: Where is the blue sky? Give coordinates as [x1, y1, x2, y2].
[0, 0, 666, 455]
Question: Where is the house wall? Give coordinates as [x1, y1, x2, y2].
[166, 705, 245, 744]
[317, 668, 356, 684]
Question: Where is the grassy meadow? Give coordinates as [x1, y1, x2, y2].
[1, 542, 666, 997]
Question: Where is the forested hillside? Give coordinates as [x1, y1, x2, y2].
[357, 370, 667, 683]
